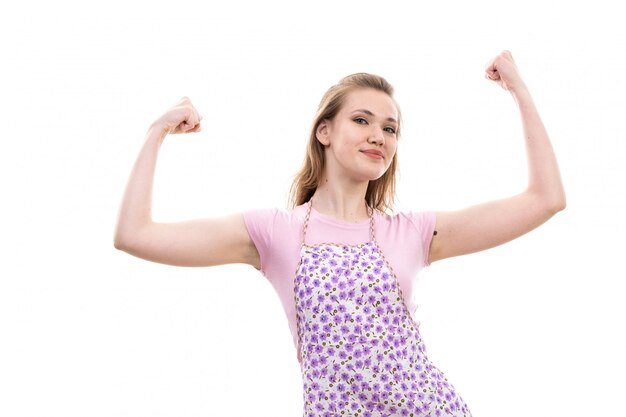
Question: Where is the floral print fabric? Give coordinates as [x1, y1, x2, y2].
[294, 238, 472, 417]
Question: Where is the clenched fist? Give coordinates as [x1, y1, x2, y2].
[152, 97, 203, 135]
[485, 51, 526, 93]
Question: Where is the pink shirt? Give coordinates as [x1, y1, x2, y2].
[243, 204, 436, 362]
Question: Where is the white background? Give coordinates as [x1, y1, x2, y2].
[1, 1, 624, 416]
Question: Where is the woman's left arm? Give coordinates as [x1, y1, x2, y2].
[428, 51, 566, 264]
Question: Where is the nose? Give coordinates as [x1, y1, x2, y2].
[368, 126, 385, 146]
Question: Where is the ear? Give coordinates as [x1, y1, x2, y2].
[316, 119, 331, 146]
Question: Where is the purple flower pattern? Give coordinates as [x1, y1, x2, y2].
[295, 242, 471, 417]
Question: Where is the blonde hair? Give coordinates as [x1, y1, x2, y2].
[288, 73, 401, 212]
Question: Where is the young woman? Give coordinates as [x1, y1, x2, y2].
[114, 50, 565, 417]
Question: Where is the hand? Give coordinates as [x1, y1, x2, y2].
[485, 51, 526, 93]
[151, 97, 203, 135]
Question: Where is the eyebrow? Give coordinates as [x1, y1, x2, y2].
[351, 109, 398, 124]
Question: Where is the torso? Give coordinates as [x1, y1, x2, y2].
[293, 201, 471, 416]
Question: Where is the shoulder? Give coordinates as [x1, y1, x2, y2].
[376, 209, 437, 268]
[375, 210, 436, 232]
[243, 204, 308, 236]
[244, 204, 307, 223]
[243, 205, 307, 275]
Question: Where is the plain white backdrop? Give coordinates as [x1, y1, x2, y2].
[1, 1, 624, 416]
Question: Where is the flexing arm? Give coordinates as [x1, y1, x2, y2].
[428, 51, 566, 264]
[113, 98, 260, 268]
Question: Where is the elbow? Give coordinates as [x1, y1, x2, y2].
[528, 186, 566, 216]
[114, 232, 129, 252]
[114, 227, 138, 252]
[114, 220, 151, 252]
[114, 223, 157, 258]
[552, 188, 567, 213]
[555, 197, 567, 213]
[545, 192, 567, 216]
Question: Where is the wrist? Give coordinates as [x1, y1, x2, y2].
[146, 122, 169, 144]
[510, 83, 532, 105]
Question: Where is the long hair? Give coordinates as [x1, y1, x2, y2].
[288, 73, 402, 212]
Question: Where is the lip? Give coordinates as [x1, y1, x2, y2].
[360, 149, 384, 159]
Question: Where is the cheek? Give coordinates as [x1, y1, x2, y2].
[387, 141, 398, 158]
[328, 141, 353, 164]
[335, 135, 357, 155]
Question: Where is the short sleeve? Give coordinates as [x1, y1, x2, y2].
[243, 208, 277, 275]
[407, 211, 437, 267]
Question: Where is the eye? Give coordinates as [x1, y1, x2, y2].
[384, 127, 396, 134]
[354, 117, 368, 125]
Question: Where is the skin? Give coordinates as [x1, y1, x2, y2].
[311, 88, 399, 222]
[114, 50, 565, 269]
[429, 51, 566, 262]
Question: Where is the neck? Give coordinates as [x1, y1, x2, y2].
[310, 175, 370, 222]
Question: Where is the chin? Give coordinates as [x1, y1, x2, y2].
[370, 164, 391, 180]
[343, 161, 391, 182]
[358, 169, 388, 183]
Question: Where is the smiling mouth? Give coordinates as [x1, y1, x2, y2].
[361, 150, 384, 159]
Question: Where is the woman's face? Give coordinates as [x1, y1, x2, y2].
[317, 88, 398, 183]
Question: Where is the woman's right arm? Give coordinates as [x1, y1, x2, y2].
[113, 98, 261, 268]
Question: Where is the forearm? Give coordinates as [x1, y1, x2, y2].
[114, 124, 167, 247]
[512, 87, 566, 211]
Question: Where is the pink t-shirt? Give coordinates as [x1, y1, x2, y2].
[243, 204, 436, 362]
